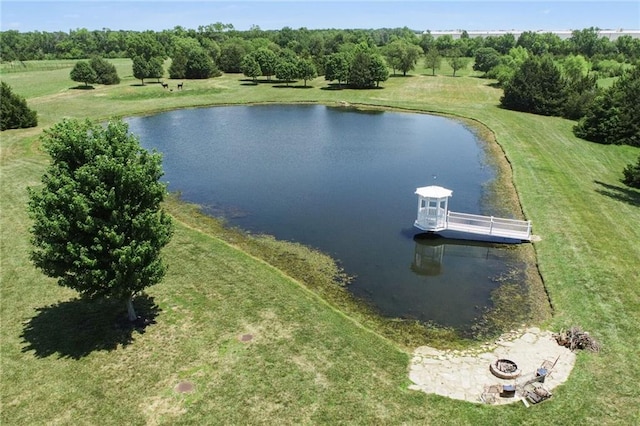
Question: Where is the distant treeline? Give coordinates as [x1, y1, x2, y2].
[2, 24, 640, 64]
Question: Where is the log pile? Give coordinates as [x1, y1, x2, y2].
[554, 326, 600, 352]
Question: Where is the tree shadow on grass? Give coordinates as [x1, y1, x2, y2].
[594, 180, 640, 207]
[70, 85, 95, 90]
[21, 294, 160, 359]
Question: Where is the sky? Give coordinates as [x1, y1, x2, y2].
[1, 1, 639, 33]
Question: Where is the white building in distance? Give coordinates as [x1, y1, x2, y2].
[424, 29, 640, 40]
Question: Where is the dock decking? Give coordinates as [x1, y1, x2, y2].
[444, 211, 532, 241]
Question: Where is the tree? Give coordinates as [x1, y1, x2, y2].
[296, 58, 317, 87]
[132, 56, 150, 84]
[384, 39, 422, 76]
[349, 47, 374, 88]
[473, 47, 501, 76]
[126, 31, 165, 60]
[500, 55, 567, 116]
[240, 55, 261, 82]
[89, 57, 120, 85]
[219, 37, 248, 73]
[424, 47, 441, 76]
[252, 48, 279, 81]
[184, 49, 218, 79]
[28, 119, 173, 321]
[622, 155, 640, 188]
[324, 52, 350, 88]
[486, 46, 529, 86]
[447, 50, 470, 77]
[574, 67, 640, 147]
[70, 60, 97, 87]
[0, 81, 38, 130]
[275, 60, 297, 86]
[370, 54, 389, 87]
[147, 57, 164, 82]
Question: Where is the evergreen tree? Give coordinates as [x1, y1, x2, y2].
[147, 57, 164, 82]
[574, 67, 640, 146]
[28, 119, 173, 321]
[0, 81, 38, 130]
[622, 155, 640, 188]
[89, 57, 120, 85]
[70, 60, 97, 87]
[132, 56, 150, 84]
[500, 55, 567, 116]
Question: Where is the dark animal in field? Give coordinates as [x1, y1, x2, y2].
[161, 82, 169, 89]
[177, 82, 183, 90]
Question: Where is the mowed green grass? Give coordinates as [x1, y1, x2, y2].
[2, 59, 639, 424]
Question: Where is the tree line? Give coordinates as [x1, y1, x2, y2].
[3, 24, 639, 186]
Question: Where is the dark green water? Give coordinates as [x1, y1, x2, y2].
[127, 104, 525, 330]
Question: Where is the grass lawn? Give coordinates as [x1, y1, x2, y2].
[2, 59, 639, 424]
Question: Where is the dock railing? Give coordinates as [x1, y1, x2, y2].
[446, 211, 532, 240]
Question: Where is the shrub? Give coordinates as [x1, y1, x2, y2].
[0, 81, 38, 130]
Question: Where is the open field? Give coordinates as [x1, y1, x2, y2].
[2, 59, 639, 424]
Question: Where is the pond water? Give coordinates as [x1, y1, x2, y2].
[126, 104, 526, 331]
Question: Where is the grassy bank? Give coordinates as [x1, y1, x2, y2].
[2, 60, 639, 424]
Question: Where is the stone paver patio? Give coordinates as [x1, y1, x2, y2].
[408, 327, 576, 405]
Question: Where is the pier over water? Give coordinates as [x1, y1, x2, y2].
[414, 186, 532, 244]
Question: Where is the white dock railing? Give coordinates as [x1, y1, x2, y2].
[446, 211, 532, 241]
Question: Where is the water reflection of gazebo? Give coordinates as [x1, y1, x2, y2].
[411, 235, 494, 276]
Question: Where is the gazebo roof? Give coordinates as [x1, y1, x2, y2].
[415, 185, 453, 198]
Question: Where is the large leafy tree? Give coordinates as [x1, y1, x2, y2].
[384, 39, 422, 76]
[184, 49, 218, 79]
[275, 59, 297, 86]
[252, 48, 279, 81]
[28, 119, 173, 321]
[0, 81, 38, 130]
[574, 66, 640, 147]
[126, 30, 165, 60]
[70, 60, 97, 87]
[240, 55, 261, 82]
[297, 58, 317, 87]
[500, 55, 567, 116]
[370, 54, 389, 87]
[473, 47, 501, 76]
[324, 52, 350, 88]
[219, 37, 249, 73]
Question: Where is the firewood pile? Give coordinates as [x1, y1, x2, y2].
[554, 326, 600, 352]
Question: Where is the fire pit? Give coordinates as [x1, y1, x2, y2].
[490, 359, 521, 379]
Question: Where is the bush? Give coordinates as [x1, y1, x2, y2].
[0, 81, 38, 130]
[622, 155, 640, 188]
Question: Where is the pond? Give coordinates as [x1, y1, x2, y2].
[127, 104, 528, 332]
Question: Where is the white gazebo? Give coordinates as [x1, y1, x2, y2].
[414, 185, 453, 232]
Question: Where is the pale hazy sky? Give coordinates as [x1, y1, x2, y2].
[2, 1, 639, 33]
